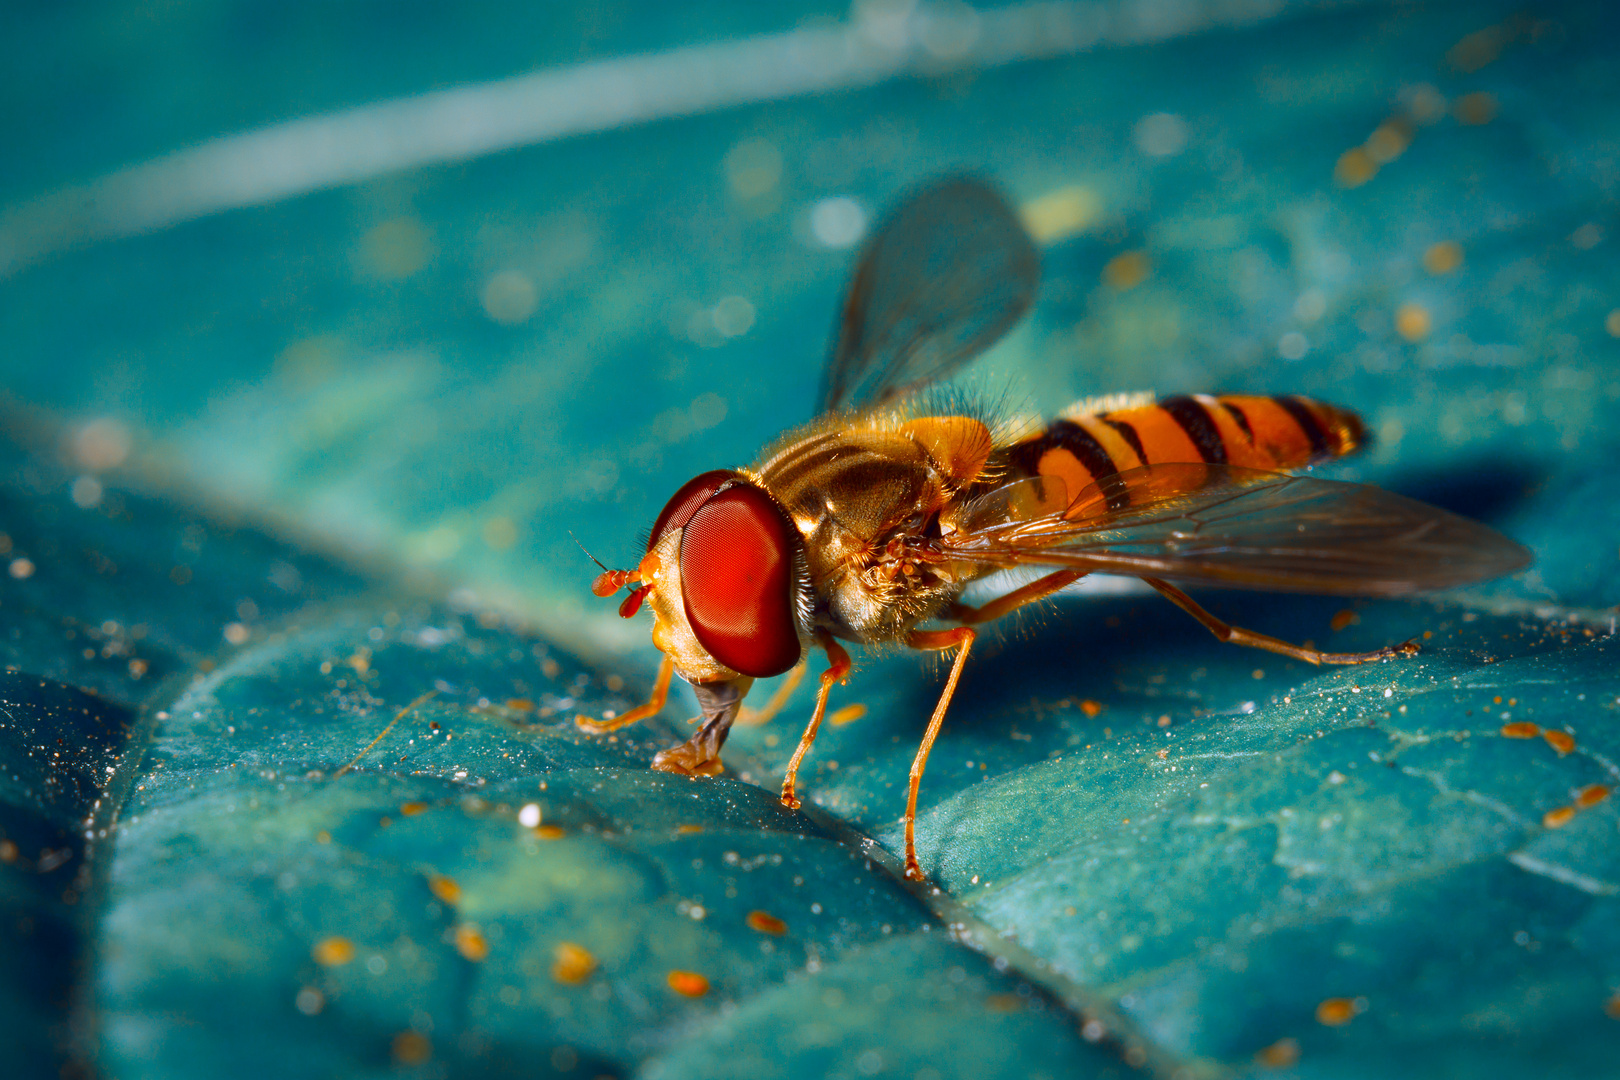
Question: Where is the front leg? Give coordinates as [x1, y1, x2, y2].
[576, 654, 674, 733]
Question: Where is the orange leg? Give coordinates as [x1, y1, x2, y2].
[872, 572, 1084, 878]
[737, 658, 809, 727]
[1141, 578, 1419, 665]
[780, 634, 852, 811]
[575, 654, 674, 733]
[899, 626, 976, 881]
[947, 569, 1087, 625]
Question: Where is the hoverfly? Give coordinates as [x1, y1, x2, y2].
[580, 176, 1530, 881]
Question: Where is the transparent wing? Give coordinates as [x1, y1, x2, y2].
[818, 176, 1040, 414]
[942, 464, 1532, 596]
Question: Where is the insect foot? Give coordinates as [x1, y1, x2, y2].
[650, 737, 726, 777]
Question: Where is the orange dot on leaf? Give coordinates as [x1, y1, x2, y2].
[1542, 806, 1576, 829]
[668, 970, 709, 997]
[1576, 785, 1610, 809]
[552, 942, 597, 984]
[1542, 729, 1575, 754]
[454, 924, 489, 961]
[746, 910, 787, 935]
[1316, 997, 1358, 1026]
[1255, 1037, 1301, 1068]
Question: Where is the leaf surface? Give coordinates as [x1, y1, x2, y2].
[4, 3, 1620, 1077]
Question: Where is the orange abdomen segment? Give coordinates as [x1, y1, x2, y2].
[1192, 395, 1366, 470]
[1006, 393, 1365, 511]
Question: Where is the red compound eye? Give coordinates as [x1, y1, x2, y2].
[678, 483, 802, 677]
[647, 470, 735, 552]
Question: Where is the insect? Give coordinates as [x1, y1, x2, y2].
[579, 176, 1530, 881]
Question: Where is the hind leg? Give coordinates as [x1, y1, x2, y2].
[1141, 577, 1418, 665]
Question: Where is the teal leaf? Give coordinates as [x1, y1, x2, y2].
[5, 2, 1620, 1077]
[0, 673, 131, 1078]
[96, 604, 1129, 1078]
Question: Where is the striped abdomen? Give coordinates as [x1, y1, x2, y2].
[1005, 394, 1365, 513]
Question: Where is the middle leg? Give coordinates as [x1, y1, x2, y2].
[946, 569, 1087, 625]
[899, 626, 976, 881]
[737, 658, 809, 727]
[886, 571, 1084, 877]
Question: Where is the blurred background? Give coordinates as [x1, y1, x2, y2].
[3, 0, 1618, 667]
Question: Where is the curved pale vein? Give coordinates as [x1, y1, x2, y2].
[0, 0, 1305, 276]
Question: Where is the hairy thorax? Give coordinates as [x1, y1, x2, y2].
[751, 415, 995, 643]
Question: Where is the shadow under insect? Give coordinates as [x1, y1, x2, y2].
[1383, 452, 1546, 526]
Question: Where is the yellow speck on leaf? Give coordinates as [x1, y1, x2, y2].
[1334, 146, 1377, 188]
[829, 703, 867, 727]
[1256, 1038, 1301, 1068]
[1395, 303, 1432, 342]
[454, 924, 489, 962]
[1102, 250, 1150, 291]
[428, 875, 462, 905]
[1364, 118, 1413, 164]
[312, 936, 356, 966]
[1020, 186, 1101, 245]
[391, 1031, 432, 1065]
[1542, 806, 1576, 829]
[1423, 241, 1463, 275]
[552, 942, 597, 984]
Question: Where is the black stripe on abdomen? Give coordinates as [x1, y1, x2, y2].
[1272, 395, 1329, 458]
[1103, 418, 1146, 464]
[1221, 399, 1254, 442]
[1017, 420, 1119, 479]
[1160, 396, 1228, 464]
[1013, 420, 1127, 509]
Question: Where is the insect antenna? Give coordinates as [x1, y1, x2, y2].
[572, 532, 642, 598]
[569, 531, 613, 573]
